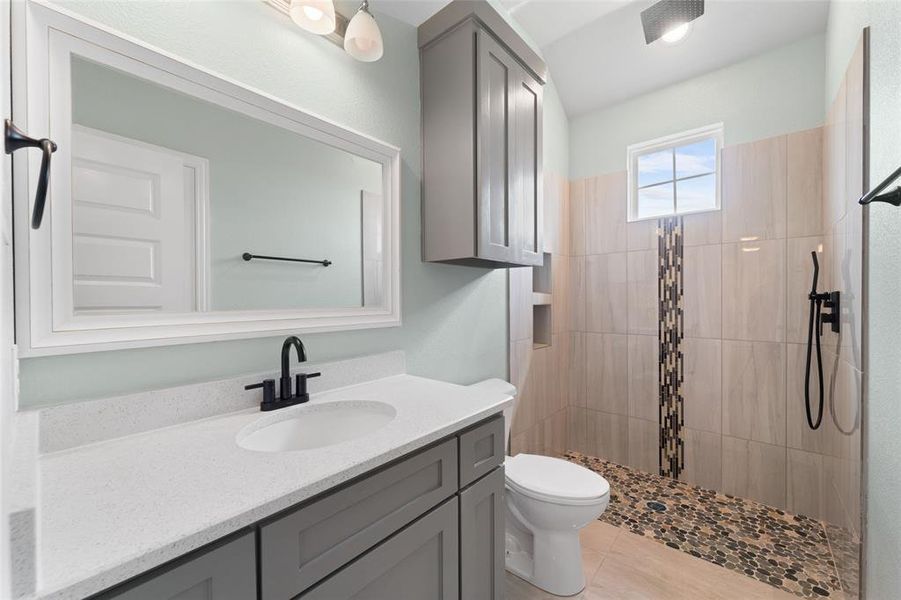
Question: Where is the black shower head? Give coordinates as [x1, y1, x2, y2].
[640, 0, 705, 44]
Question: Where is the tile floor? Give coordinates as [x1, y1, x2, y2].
[505, 452, 858, 600]
[506, 520, 810, 599]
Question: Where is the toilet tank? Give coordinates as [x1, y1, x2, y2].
[468, 379, 518, 452]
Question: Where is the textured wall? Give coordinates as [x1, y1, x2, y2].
[569, 34, 826, 180]
[825, 1, 901, 597]
[19, 0, 510, 406]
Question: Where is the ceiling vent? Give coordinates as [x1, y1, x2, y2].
[640, 0, 705, 44]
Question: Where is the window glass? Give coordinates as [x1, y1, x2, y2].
[628, 125, 721, 221]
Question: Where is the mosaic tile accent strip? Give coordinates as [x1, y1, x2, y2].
[565, 452, 857, 599]
[657, 216, 684, 478]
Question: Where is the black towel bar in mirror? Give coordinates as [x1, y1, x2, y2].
[4, 119, 58, 229]
[242, 252, 332, 267]
[859, 164, 901, 207]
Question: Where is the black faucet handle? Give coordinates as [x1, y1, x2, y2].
[245, 379, 276, 407]
[295, 372, 321, 400]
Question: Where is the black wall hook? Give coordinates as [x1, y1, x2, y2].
[858, 164, 901, 207]
[4, 119, 57, 229]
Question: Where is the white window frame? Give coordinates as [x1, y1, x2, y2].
[626, 123, 724, 222]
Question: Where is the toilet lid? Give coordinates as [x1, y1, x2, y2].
[505, 454, 610, 504]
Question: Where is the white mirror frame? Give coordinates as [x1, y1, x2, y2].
[11, 1, 402, 357]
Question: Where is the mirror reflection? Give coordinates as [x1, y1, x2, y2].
[69, 56, 384, 315]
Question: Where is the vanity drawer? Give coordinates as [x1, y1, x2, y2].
[260, 438, 458, 599]
[458, 414, 505, 487]
[301, 497, 459, 600]
[92, 532, 255, 600]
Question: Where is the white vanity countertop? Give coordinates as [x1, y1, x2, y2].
[33, 374, 512, 600]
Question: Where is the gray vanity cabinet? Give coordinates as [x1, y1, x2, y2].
[420, 1, 546, 268]
[93, 532, 256, 600]
[301, 498, 460, 600]
[460, 467, 506, 600]
[91, 414, 506, 600]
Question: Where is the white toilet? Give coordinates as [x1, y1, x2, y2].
[469, 379, 610, 597]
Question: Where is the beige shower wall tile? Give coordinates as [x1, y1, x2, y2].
[722, 239, 786, 343]
[588, 410, 631, 465]
[683, 244, 722, 339]
[786, 236, 826, 344]
[786, 128, 824, 238]
[722, 340, 786, 446]
[586, 172, 628, 255]
[682, 210, 722, 246]
[568, 406, 589, 454]
[586, 333, 629, 416]
[845, 39, 866, 217]
[586, 253, 628, 333]
[722, 436, 787, 509]
[682, 337, 722, 434]
[565, 332, 588, 409]
[787, 448, 828, 523]
[832, 214, 864, 371]
[722, 135, 787, 243]
[570, 178, 587, 256]
[824, 79, 847, 230]
[786, 343, 843, 456]
[552, 254, 571, 334]
[508, 267, 533, 342]
[544, 408, 568, 457]
[627, 218, 656, 251]
[628, 334, 658, 422]
[628, 417, 658, 474]
[683, 428, 722, 491]
[627, 250, 657, 335]
[569, 256, 586, 332]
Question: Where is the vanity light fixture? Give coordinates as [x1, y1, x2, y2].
[344, 0, 384, 62]
[641, 0, 704, 45]
[265, 0, 383, 62]
[289, 0, 337, 35]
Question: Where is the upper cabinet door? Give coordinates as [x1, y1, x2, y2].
[513, 68, 543, 266]
[476, 31, 518, 264]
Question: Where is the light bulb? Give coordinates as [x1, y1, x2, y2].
[661, 22, 690, 44]
[344, 1, 383, 62]
[290, 0, 336, 35]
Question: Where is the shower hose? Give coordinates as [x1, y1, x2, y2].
[805, 251, 824, 431]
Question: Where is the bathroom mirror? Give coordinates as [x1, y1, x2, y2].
[12, 2, 401, 355]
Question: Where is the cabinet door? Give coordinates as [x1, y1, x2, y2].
[260, 439, 457, 599]
[476, 31, 517, 264]
[460, 467, 505, 600]
[301, 498, 459, 600]
[513, 68, 543, 266]
[94, 533, 255, 600]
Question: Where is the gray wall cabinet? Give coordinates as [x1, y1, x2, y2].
[91, 414, 506, 600]
[420, 1, 545, 268]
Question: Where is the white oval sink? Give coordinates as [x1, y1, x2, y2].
[237, 401, 396, 452]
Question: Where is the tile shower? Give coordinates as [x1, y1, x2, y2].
[508, 34, 866, 600]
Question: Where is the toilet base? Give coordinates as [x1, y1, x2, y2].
[504, 522, 587, 597]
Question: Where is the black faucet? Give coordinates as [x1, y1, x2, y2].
[245, 336, 320, 411]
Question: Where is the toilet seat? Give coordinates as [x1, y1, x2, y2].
[505, 454, 610, 506]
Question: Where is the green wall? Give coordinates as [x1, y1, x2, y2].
[568, 34, 826, 179]
[19, 1, 514, 406]
[72, 57, 380, 311]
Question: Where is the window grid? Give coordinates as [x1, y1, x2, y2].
[627, 123, 723, 223]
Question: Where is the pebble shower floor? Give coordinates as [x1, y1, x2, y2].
[564, 452, 859, 599]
